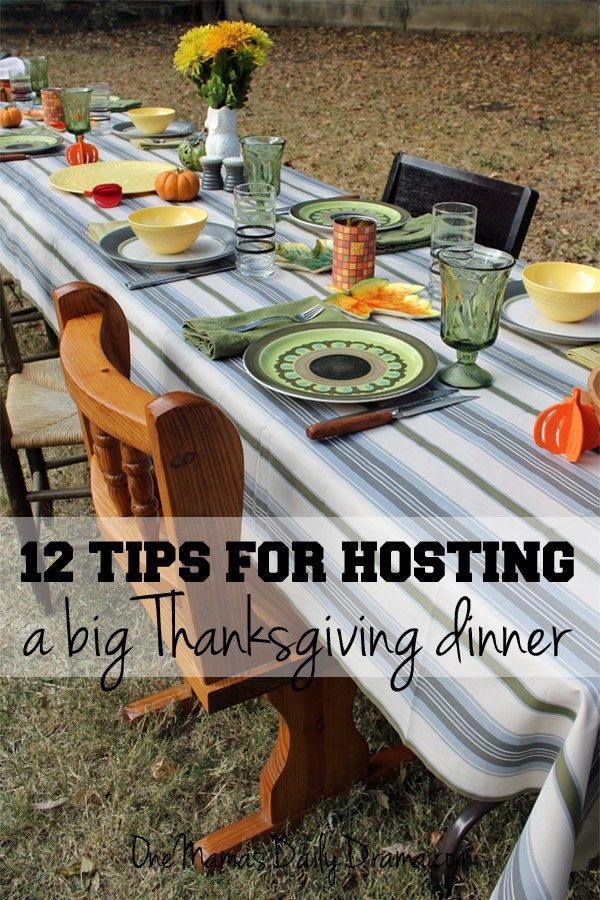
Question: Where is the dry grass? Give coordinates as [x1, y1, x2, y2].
[1, 21, 599, 899]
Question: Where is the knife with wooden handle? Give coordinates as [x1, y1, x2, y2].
[306, 394, 477, 440]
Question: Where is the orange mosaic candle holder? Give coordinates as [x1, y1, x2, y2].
[332, 214, 377, 292]
[41, 87, 65, 129]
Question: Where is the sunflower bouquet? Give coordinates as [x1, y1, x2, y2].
[173, 20, 272, 110]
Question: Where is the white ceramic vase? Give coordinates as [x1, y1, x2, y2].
[204, 106, 240, 159]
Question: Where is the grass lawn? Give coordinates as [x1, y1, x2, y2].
[1, 22, 599, 900]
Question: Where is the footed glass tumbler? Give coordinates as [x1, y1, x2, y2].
[438, 246, 514, 388]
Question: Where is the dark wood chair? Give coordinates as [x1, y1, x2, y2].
[382, 152, 539, 258]
[0, 280, 90, 612]
[53, 281, 413, 870]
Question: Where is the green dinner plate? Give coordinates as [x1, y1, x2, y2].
[244, 322, 438, 403]
[288, 198, 411, 232]
[0, 128, 63, 156]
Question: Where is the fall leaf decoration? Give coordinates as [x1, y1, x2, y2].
[325, 277, 439, 320]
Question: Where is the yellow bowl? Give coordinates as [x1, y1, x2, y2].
[522, 262, 600, 323]
[128, 206, 208, 255]
[128, 107, 176, 134]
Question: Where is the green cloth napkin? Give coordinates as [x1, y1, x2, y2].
[87, 220, 127, 244]
[130, 137, 182, 150]
[565, 343, 600, 370]
[376, 213, 432, 254]
[183, 297, 345, 360]
[110, 98, 142, 112]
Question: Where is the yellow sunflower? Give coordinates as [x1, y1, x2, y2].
[201, 21, 272, 60]
[173, 25, 212, 76]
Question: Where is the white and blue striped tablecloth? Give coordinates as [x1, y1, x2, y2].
[0, 123, 598, 900]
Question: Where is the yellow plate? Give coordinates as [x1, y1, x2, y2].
[48, 161, 176, 195]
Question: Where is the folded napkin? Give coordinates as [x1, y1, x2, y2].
[376, 213, 432, 254]
[566, 343, 600, 370]
[183, 297, 345, 360]
[110, 98, 142, 112]
[130, 137, 182, 150]
[87, 220, 127, 244]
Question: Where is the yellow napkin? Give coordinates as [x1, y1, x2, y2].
[566, 344, 600, 370]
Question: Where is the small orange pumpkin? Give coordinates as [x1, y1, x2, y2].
[154, 167, 199, 202]
[0, 106, 23, 128]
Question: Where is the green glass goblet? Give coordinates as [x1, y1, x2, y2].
[438, 246, 515, 388]
[24, 56, 48, 97]
[61, 87, 92, 135]
[240, 136, 286, 196]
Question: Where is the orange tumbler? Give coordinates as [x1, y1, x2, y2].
[41, 87, 65, 129]
[331, 214, 377, 292]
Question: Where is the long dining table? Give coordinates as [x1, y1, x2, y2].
[0, 120, 598, 900]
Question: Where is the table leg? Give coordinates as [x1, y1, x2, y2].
[193, 677, 414, 872]
[431, 799, 500, 897]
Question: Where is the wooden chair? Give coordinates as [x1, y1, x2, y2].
[53, 281, 413, 869]
[382, 152, 539, 258]
[0, 280, 90, 612]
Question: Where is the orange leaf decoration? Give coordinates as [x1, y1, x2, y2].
[326, 277, 438, 320]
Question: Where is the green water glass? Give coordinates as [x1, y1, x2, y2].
[438, 246, 515, 388]
[24, 56, 48, 96]
[61, 87, 92, 136]
[241, 135, 286, 196]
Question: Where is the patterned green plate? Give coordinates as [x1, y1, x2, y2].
[0, 128, 63, 156]
[244, 322, 438, 403]
[287, 198, 411, 232]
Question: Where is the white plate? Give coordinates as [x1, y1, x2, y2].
[501, 294, 600, 345]
[98, 223, 235, 270]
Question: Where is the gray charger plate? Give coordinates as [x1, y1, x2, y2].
[112, 120, 196, 141]
[0, 128, 64, 156]
[99, 223, 236, 270]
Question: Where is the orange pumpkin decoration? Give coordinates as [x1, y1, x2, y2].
[154, 167, 199, 202]
[0, 106, 23, 128]
[533, 387, 600, 463]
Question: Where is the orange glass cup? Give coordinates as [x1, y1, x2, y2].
[41, 87, 65, 129]
[332, 214, 377, 292]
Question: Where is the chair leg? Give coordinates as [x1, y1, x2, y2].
[193, 677, 414, 872]
[431, 799, 500, 897]
[44, 320, 60, 351]
[25, 447, 52, 520]
[0, 404, 51, 613]
[123, 680, 195, 724]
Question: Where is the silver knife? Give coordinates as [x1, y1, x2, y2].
[126, 259, 236, 290]
[306, 394, 478, 440]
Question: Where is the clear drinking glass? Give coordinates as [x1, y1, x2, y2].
[438, 246, 515, 388]
[240, 136, 286, 196]
[430, 202, 477, 301]
[9, 68, 35, 106]
[234, 182, 277, 278]
[86, 82, 111, 133]
[61, 87, 92, 135]
[24, 56, 49, 96]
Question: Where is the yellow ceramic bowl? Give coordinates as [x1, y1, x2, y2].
[522, 262, 600, 323]
[128, 107, 176, 134]
[128, 206, 208, 255]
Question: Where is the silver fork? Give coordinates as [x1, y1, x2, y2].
[231, 303, 324, 333]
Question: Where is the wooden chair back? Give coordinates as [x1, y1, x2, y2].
[382, 152, 539, 258]
[52, 282, 265, 705]
[53, 282, 244, 523]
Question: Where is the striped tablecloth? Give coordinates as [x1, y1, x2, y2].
[1, 124, 598, 900]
